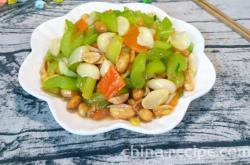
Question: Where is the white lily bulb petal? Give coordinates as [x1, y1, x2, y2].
[137, 27, 154, 48]
[117, 16, 130, 36]
[68, 46, 89, 65]
[49, 38, 61, 56]
[59, 58, 77, 77]
[97, 32, 116, 52]
[170, 31, 190, 50]
[142, 89, 170, 109]
[77, 63, 100, 80]
[147, 79, 176, 93]
[100, 59, 112, 76]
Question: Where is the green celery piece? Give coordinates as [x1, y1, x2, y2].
[45, 88, 61, 94]
[85, 25, 95, 36]
[60, 20, 76, 57]
[166, 53, 187, 87]
[100, 11, 117, 32]
[152, 20, 161, 28]
[120, 7, 137, 25]
[42, 75, 77, 90]
[85, 92, 109, 108]
[113, 10, 122, 16]
[106, 36, 123, 64]
[86, 93, 105, 104]
[45, 51, 57, 62]
[47, 61, 58, 77]
[161, 17, 172, 29]
[141, 13, 154, 26]
[158, 28, 174, 40]
[76, 76, 86, 89]
[161, 56, 168, 66]
[167, 52, 188, 73]
[156, 16, 174, 40]
[120, 8, 154, 26]
[69, 62, 80, 72]
[147, 48, 173, 61]
[154, 40, 172, 50]
[168, 71, 185, 87]
[65, 19, 76, 31]
[82, 25, 98, 45]
[82, 33, 98, 45]
[146, 60, 165, 75]
[187, 43, 194, 52]
[125, 77, 133, 89]
[94, 12, 101, 21]
[71, 34, 85, 51]
[80, 77, 96, 99]
[72, 32, 98, 51]
[135, 11, 154, 26]
[153, 15, 158, 21]
[60, 29, 73, 56]
[61, 20, 98, 57]
[130, 53, 147, 88]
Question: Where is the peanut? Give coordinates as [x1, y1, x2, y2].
[132, 89, 144, 100]
[88, 108, 109, 120]
[83, 52, 101, 64]
[110, 104, 135, 119]
[108, 93, 129, 104]
[77, 102, 90, 117]
[94, 55, 105, 64]
[116, 52, 130, 74]
[153, 105, 174, 117]
[67, 95, 82, 110]
[138, 109, 153, 122]
[128, 99, 142, 112]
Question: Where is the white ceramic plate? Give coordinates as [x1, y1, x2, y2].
[18, 2, 216, 135]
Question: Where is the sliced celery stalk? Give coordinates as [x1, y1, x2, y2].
[106, 36, 123, 64]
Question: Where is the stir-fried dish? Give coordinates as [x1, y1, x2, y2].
[40, 8, 196, 124]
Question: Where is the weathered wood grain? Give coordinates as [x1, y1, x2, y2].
[0, 0, 250, 164]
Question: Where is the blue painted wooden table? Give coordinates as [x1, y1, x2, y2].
[0, 0, 250, 164]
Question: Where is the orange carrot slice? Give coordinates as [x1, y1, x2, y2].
[97, 66, 125, 99]
[75, 19, 88, 34]
[124, 26, 148, 53]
